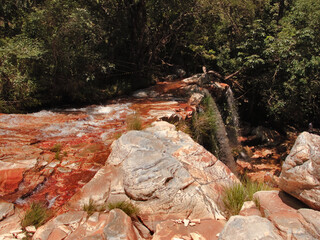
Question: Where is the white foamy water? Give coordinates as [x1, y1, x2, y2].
[29, 110, 56, 117]
[38, 103, 133, 138]
[0, 115, 25, 126]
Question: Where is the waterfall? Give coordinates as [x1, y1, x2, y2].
[211, 98, 238, 175]
[201, 89, 238, 175]
[225, 87, 240, 147]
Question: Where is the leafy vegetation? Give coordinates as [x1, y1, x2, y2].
[108, 201, 139, 217]
[222, 178, 272, 217]
[1, 0, 319, 129]
[83, 198, 107, 216]
[21, 202, 50, 228]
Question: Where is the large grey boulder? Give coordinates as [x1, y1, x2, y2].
[279, 132, 320, 210]
[68, 121, 238, 231]
[218, 215, 282, 240]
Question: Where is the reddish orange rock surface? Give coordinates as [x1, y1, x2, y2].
[0, 81, 196, 209]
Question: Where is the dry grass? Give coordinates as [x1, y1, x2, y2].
[21, 202, 50, 228]
[83, 198, 107, 216]
[222, 178, 272, 217]
[108, 201, 139, 217]
[126, 113, 143, 130]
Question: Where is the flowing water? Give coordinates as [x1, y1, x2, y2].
[0, 87, 193, 209]
[0, 78, 242, 209]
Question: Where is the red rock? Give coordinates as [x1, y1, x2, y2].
[47, 228, 68, 240]
[0, 168, 25, 195]
[239, 201, 261, 217]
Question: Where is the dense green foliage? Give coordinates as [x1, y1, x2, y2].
[1, 0, 319, 128]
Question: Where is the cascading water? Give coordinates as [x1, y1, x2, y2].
[210, 94, 238, 175]
[225, 87, 240, 147]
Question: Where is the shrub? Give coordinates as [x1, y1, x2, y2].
[108, 201, 139, 217]
[126, 113, 143, 130]
[222, 178, 272, 217]
[21, 202, 50, 228]
[83, 198, 106, 216]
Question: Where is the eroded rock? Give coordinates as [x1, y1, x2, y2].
[68, 121, 238, 232]
[279, 132, 320, 210]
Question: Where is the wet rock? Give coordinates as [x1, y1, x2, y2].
[279, 132, 320, 210]
[152, 219, 224, 240]
[218, 215, 282, 240]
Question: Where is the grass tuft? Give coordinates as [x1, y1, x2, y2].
[21, 202, 50, 228]
[222, 178, 272, 217]
[108, 201, 139, 217]
[126, 113, 143, 130]
[83, 198, 106, 216]
[50, 143, 62, 152]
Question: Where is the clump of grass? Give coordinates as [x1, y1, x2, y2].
[126, 113, 143, 130]
[222, 183, 247, 217]
[190, 95, 219, 155]
[175, 120, 192, 135]
[21, 202, 50, 228]
[114, 132, 123, 140]
[54, 151, 61, 160]
[50, 143, 63, 160]
[83, 198, 106, 216]
[222, 178, 272, 217]
[108, 201, 139, 217]
[50, 143, 62, 153]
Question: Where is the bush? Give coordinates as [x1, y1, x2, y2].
[21, 202, 50, 228]
[222, 178, 272, 217]
[108, 201, 139, 217]
[83, 198, 106, 216]
[126, 113, 143, 131]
